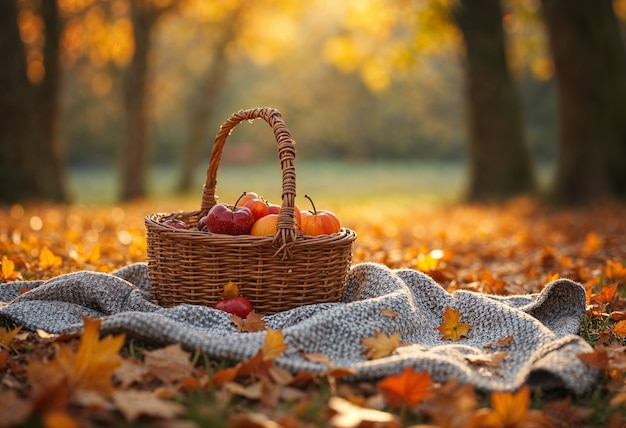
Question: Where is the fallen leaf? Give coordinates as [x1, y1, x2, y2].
[212, 365, 240, 388]
[377, 366, 435, 409]
[1, 256, 21, 281]
[231, 311, 267, 333]
[143, 343, 193, 385]
[466, 385, 551, 428]
[328, 396, 400, 428]
[497, 334, 513, 347]
[438, 306, 472, 341]
[591, 283, 618, 306]
[0, 325, 23, 349]
[381, 309, 398, 318]
[223, 381, 264, 400]
[543, 397, 593, 426]
[112, 389, 185, 422]
[223, 280, 240, 299]
[113, 358, 151, 389]
[263, 329, 288, 361]
[421, 379, 479, 428]
[38, 246, 62, 269]
[361, 331, 401, 360]
[464, 351, 508, 368]
[611, 320, 626, 338]
[577, 350, 610, 370]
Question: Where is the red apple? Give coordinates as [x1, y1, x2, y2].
[300, 195, 341, 235]
[206, 193, 255, 235]
[198, 215, 208, 231]
[243, 197, 271, 221]
[163, 218, 189, 230]
[214, 296, 254, 318]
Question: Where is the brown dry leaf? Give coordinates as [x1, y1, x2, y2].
[577, 350, 610, 370]
[0, 390, 32, 426]
[231, 311, 267, 333]
[361, 331, 401, 360]
[421, 379, 479, 428]
[464, 351, 508, 368]
[543, 397, 593, 426]
[377, 366, 435, 409]
[438, 306, 472, 341]
[328, 396, 400, 428]
[212, 365, 240, 388]
[111, 389, 185, 422]
[381, 308, 398, 318]
[0, 325, 23, 349]
[113, 358, 151, 389]
[143, 343, 193, 385]
[263, 329, 288, 361]
[591, 282, 618, 306]
[223, 381, 264, 400]
[497, 334, 513, 347]
[0, 349, 8, 368]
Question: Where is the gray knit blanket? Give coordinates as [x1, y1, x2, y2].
[0, 262, 597, 394]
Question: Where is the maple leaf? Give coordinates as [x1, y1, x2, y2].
[605, 259, 626, 281]
[38, 246, 62, 269]
[263, 329, 288, 361]
[377, 366, 435, 409]
[421, 379, 479, 428]
[591, 282, 618, 307]
[28, 315, 125, 404]
[1, 256, 21, 281]
[142, 343, 193, 385]
[438, 306, 472, 341]
[222, 280, 240, 298]
[577, 350, 610, 370]
[0, 325, 23, 349]
[464, 351, 508, 369]
[230, 311, 267, 333]
[466, 385, 551, 428]
[112, 389, 185, 422]
[361, 330, 401, 360]
[612, 320, 626, 338]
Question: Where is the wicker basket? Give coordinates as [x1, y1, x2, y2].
[145, 107, 357, 314]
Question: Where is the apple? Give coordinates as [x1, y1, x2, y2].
[243, 196, 271, 221]
[198, 215, 208, 231]
[268, 202, 302, 227]
[238, 192, 261, 206]
[163, 218, 188, 230]
[206, 193, 255, 235]
[250, 213, 279, 236]
[214, 296, 254, 318]
[300, 194, 341, 235]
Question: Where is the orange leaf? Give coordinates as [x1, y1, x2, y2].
[467, 385, 550, 428]
[231, 311, 267, 333]
[381, 308, 398, 318]
[377, 366, 435, 409]
[39, 247, 62, 269]
[577, 350, 610, 370]
[497, 334, 513, 347]
[438, 306, 472, 341]
[212, 366, 240, 388]
[222, 280, 239, 299]
[612, 320, 626, 338]
[361, 331, 401, 360]
[1, 256, 20, 281]
[591, 283, 618, 306]
[605, 259, 626, 281]
[263, 329, 288, 361]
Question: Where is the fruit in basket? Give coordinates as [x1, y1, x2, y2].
[250, 213, 279, 236]
[239, 192, 261, 206]
[163, 218, 189, 230]
[213, 281, 254, 318]
[242, 195, 271, 221]
[206, 193, 255, 235]
[198, 215, 208, 231]
[268, 202, 302, 225]
[300, 194, 341, 235]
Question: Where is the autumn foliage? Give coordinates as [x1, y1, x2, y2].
[1, 198, 626, 426]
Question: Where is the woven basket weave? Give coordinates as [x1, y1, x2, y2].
[145, 107, 356, 314]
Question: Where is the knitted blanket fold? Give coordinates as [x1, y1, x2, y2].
[0, 262, 597, 394]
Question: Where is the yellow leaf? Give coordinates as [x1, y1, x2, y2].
[467, 385, 550, 428]
[39, 247, 62, 269]
[1, 256, 20, 281]
[361, 330, 401, 360]
[438, 306, 472, 341]
[222, 280, 239, 299]
[612, 320, 626, 338]
[262, 329, 288, 361]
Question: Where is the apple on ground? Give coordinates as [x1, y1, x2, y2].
[206, 193, 255, 235]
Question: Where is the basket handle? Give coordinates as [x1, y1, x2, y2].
[201, 107, 298, 257]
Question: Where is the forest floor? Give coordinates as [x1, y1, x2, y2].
[1, 196, 625, 427]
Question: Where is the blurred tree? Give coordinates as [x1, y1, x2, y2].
[452, 0, 537, 202]
[541, 0, 626, 204]
[0, 0, 67, 204]
[120, 0, 176, 201]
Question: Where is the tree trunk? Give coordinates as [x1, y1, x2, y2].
[0, 0, 66, 204]
[34, 0, 67, 202]
[453, 0, 537, 202]
[119, 2, 154, 201]
[541, 0, 626, 205]
[178, 17, 238, 193]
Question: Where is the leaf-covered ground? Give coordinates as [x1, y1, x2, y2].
[1, 198, 625, 427]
